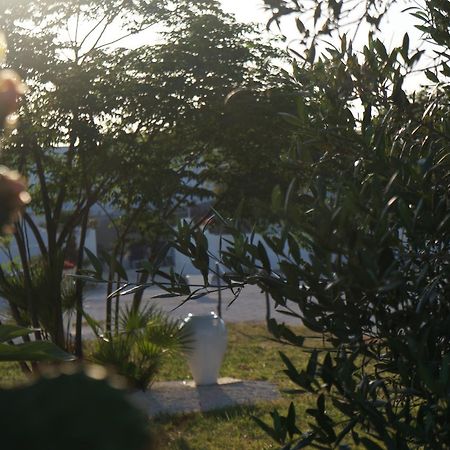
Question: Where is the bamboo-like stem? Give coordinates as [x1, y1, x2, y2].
[74, 209, 90, 357]
[14, 224, 41, 341]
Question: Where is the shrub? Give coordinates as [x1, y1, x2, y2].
[0, 256, 76, 342]
[92, 305, 190, 390]
[0, 367, 153, 450]
[166, 1, 450, 447]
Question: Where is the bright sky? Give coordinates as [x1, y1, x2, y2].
[68, 0, 426, 60]
[221, 0, 429, 91]
[222, 0, 423, 49]
[60, 0, 430, 92]
[221, 0, 268, 23]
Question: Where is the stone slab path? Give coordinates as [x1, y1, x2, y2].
[129, 377, 280, 417]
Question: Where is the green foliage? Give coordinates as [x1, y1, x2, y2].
[0, 257, 76, 339]
[0, 367, 152, 450]
[0, 339, 74, 362]
[0, 323, 74, 362]
[166, 1, 450, 448]
[92, 305, 190, 390]
[0, 323, 317, 449]
[0, 0, 294, 352]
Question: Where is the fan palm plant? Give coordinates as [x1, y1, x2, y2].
[92, 304, 191, 390]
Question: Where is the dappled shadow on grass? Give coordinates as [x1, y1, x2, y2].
[150, 400, 282, 450]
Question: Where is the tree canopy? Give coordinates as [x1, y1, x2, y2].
[165, 0, 450, 448]
[0, 0, 295, 352]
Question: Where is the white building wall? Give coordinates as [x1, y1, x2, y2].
[0, 220, 97, 267]
[0, 222, 48, 265]
[173, 230, 311, 275]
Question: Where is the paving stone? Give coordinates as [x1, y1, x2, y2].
[129, 377, 280, 417]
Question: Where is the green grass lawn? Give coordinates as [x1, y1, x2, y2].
[150, 322, 315, 449]
[0, 361, 27, 388]
[0, 322, 315, 450]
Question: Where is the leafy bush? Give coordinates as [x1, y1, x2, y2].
[0, 256, 76, 341]
[0, 34, 74, 367]
[92, 305, 190, 390]
[0, 324, 74, 362]
[0, 366, 153, 450]
[0, 260, 75, 366]
[165, 1, 450, 448]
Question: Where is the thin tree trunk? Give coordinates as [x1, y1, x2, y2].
[32, 145, 65, 348]
[105, 245, 118, 336]
[114, 242, 126, 335]
[74, 210, 90, 357]
[114, 272, 120, 335]
[105, 207, 142, 333]
[23, 213, 48, 256]
[14, 225, 41, 341]
[131, 240, 161, 312]
[265, 291, 271, 325]
[49, 255, 65, 349]
[131, 270, 150, 312]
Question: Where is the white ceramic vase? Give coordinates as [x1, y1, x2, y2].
[181, 312, 227, 386]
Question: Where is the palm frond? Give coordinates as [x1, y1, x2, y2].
[92, 303, 191, 390]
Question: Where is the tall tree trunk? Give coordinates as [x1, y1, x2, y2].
[32, 145, 65, 348]
[114, 242, 126, 335]
[74, 210, 89, 357]
[132, 270, 150, 313]
[105, 207, 142, 333]
[14, 224, 41, 341]
[105, 244, 119, 336]
[131, 240, 159, 312]
[48, 253, 65, 349]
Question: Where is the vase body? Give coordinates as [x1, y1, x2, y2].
[181, 312, 227, 386]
